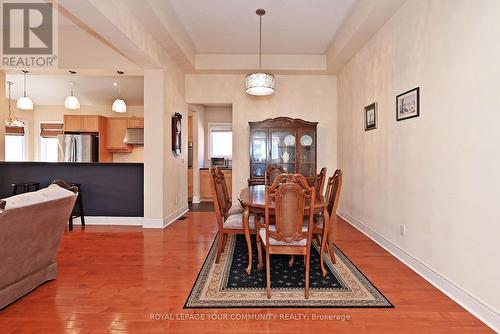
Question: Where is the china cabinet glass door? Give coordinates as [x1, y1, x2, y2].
[297, 129, 316, 177]
[270, 130, 296, 173]
[250, 130, 267, 178]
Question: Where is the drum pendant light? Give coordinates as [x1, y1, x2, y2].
[112, 71, 127, 113]
[16, 70, 34, 110]
[245, 9, 275, 96]
[64, 70, 81, 110]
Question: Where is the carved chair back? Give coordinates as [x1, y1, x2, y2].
[265, 164, 286, 186]
[314, 167, 327, 198]
[265, 174, 316, 244]
[325, 169, 343, 218]
[210, 168, 228, 231]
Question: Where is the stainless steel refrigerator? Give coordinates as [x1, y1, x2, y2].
[58, 134, 99, 162]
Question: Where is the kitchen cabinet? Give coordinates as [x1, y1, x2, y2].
[128, 117, 144, 129]
[63, 115, 99, 132]
[82, 116, 99, 132]
[106, 117, 132, 152]
[199, 169, 232, 201]
[188, 167, 193, 199]
[63, 115, 112, 162]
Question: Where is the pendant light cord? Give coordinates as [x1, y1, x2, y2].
[259, 13, 262, 71]
[23, 71, 27, 97]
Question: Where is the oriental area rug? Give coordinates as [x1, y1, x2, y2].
[185, 235, 393, 308]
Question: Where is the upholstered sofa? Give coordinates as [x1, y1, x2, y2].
[0, 182, 77, 309]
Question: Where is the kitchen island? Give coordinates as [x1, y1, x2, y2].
[0, 162, 143, 217]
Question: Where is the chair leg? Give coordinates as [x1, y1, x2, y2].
[288, 255, 295, 268]
[256, 232, 263, 271]
[68, 217, 73, 231]
[305, 250, 311, 299]
[266, 251, 271, 299]
[215, 233, 224, 263]
[78, 191, 85, 227]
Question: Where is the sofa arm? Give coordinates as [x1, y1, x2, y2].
[50, 179, 79, 194]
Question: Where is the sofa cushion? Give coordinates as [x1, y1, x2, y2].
[3, 184, 76, 210]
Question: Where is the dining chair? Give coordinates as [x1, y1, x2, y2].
[264, 164, 285, 186]
[312, 169, 343, 265]
[256, 173, 316, 299]
[314, 167, 327, 197]
[210, 168, 255, 263]
[215, 167, 243, 216]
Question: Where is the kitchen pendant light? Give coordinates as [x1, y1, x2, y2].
[16, 70, 34, 110]
[112, 71, 126, 113]
[64, 70, 81, 110]
[245, 9, 275, 96]
[5, 81, 25, 127]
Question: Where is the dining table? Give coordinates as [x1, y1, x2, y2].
[238, 184, 331, 276]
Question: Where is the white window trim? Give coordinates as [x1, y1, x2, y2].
[5, 120, 28, 161]
[39, 121, 63, 161]
[208, 123, 232, 159]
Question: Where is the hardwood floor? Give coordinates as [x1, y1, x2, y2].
[0, 212, 492, 333]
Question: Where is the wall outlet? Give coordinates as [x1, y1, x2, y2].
[400, 224, 406, 237]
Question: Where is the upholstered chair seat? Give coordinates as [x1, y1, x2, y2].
[223, 213, 255, 229]
[259, 225, 308, 246]
[227, 203, 244, 216]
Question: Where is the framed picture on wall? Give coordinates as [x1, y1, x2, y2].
[396, 87, 420, 121]
[364, 102, 377, 131]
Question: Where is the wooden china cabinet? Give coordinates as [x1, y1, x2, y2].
[248, 117, 318, 186]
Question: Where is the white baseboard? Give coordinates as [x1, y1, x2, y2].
[143, 204, 189, 229]
[337, 209, 500, 332]
[163, 204, 189, 228]
[192, 196, 201, 204]
[72, 216, 143, 226]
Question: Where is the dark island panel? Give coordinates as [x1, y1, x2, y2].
[0, 162, 143, 217]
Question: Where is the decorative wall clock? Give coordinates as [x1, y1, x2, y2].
[172, 112, 182, 156]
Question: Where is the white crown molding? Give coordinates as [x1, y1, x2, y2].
[337, 209, 500, 332]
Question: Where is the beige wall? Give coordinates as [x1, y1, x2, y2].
[1, 103, 143, 162]
[338, 0, 500, 316]
[186, 74, 338, 201]
[0, 72, 5, 160]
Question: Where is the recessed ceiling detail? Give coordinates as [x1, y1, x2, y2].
[169, 0, 356, 55]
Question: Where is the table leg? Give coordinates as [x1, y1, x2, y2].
[320, 207, 330, 277]
[243, 206, 253, 276]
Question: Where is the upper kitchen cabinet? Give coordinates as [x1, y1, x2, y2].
[128, 117, 144, 129]
[64, 115, 100, 133]
[107, 117, 132, 152]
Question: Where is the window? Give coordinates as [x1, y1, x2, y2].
[40, 137, 59, 162]
[209, 123, 232, 158]
[39, 122, 63, 162]
[5, 126, 26, 161]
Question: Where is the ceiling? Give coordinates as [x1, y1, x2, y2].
[168, 0, 356, 54]
[5, 74, 143, 106]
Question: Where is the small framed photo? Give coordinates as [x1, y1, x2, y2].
[396, 87, 420, 121]
[364, 102, 377, 131]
